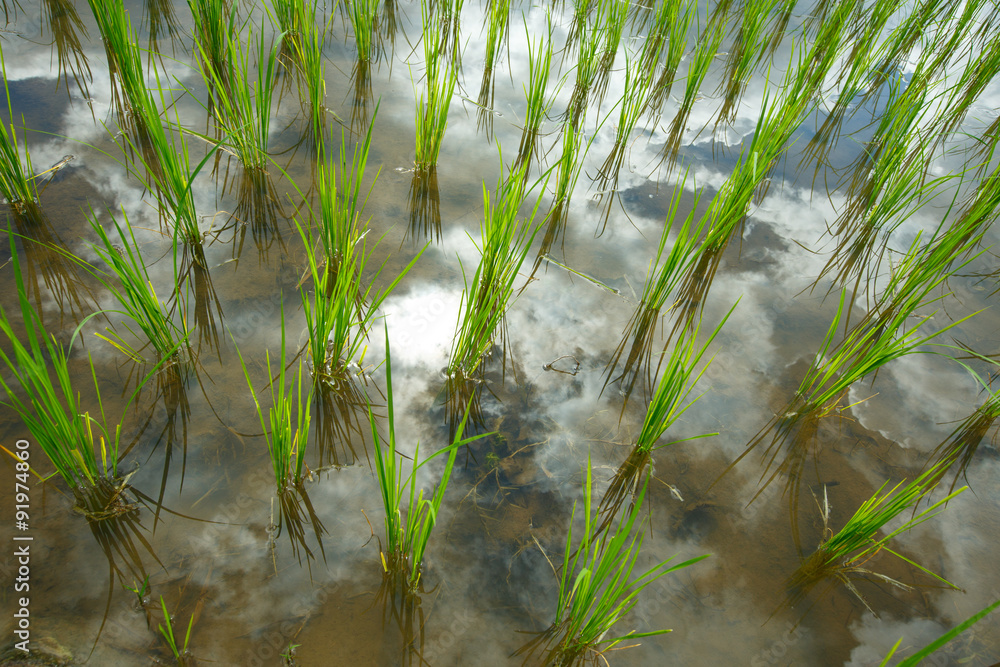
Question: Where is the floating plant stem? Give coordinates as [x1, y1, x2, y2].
[516, 460, 709, 665]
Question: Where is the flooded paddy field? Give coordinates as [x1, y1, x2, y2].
[1, 0, 999, 665]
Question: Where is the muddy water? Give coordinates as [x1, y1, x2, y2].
[2, 0, 999, 665]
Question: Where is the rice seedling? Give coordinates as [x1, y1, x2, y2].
[298, 118, 426, 385]
[763, 0, 798, 57]
[551, 114, 592, 211]
[514, 16, 555, 172]
[715, 0, 780, 127]
[347, 0, 381, 65]
[860, 0, 956, 101]
[842, 76, 936, 216]
[785, 462, 965, 616]
[637, 0, 677, 73]
[158, 596, 195, 666]
[726, 248, 982, 513]
[88, 1, 214, 245]
[880, 598, 1000, 666]
[269, 0, 308, 56]
[706, 0, 737, 30]
[41, 0, 92, 98]
[564, 2, 606, 128]
[594, 50, 656, 201]
[645, 0, 695, 119]
[929, 30, 1000, 156]
[237, 307, 327, 567]
[563, 0, 591, 55]
[414, 2, 458, 170]
[589, 0, 630, 106]
[476, 0, 510, 138]
[0, 45, 40, 215]
[438, 0, 465, 68]
[532, 116, 595, 268]
[345, 0, 380, 127]
[602, 173, 709, 400]
[370, 331, 488, 593]
[192, 21, 281, 172]
[515, 460, 709, 665]
[0, 232, 175, 493]
[85, 0, 149, 128]
[189, 0, 235, 138]
[660, 17, 725, 167]
[287, 0, 332, 154]
[237, 309, 312, 491]
[143, 0, 183, 53]
[120, 91, 212, 247]
[447, 157, 546, 380]
[858, 202, 988, 338]
[814, 129, 954, 307]
[669, 82, 809, 340]
[598, 306, 734, 530]
[83, 206, 190, 363]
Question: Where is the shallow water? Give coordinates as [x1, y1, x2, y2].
[2, 0, 1000, 665]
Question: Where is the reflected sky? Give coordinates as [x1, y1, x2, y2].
[1, 0, 999, 665]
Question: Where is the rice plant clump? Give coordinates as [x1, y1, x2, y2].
[237, 318, 312, 491]
[84, 207, 190, 363]
[447, 158, 546, 379]
[414, 1, 457, 170]
[787, 464, 966, 615]
[297, 116, 426, 385]
[370, 332, 487, 593]
[517, 461, 709, 665]
[0, 235, 167, 496]
[1, 43, 40, 214]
